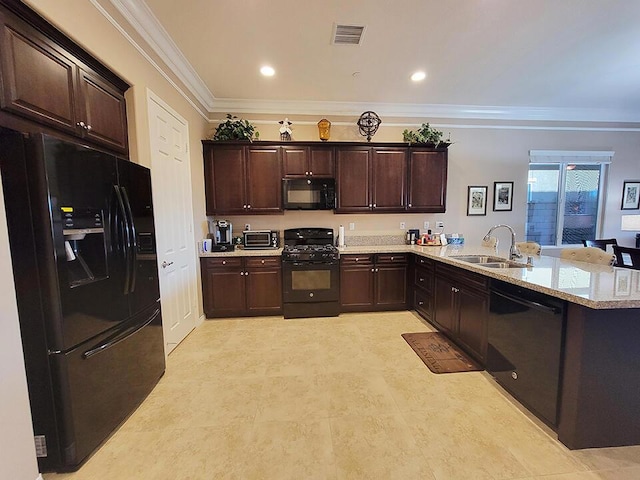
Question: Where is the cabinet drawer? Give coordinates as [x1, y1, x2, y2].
[245, 256, 281, 269]
[414, 289, 432, 320]
[340, 254, 374, 266]
[202, 257, 242, 269]
[436, 263, 488, 291]
[414, 255, 434, 269]
[414, 265, 433, 292]
[376, 253, 407, 264]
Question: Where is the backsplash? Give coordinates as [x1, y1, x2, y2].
[343, 234, 406, 246]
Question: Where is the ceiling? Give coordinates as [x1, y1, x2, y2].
[116, 0, 640, 121]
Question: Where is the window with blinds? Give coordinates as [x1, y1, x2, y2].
[526, 150, 611, 247]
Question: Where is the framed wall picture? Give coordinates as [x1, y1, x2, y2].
[621, 181, 640, 210]
[493, 181, 513, 211]
[467, 186, 487, 216]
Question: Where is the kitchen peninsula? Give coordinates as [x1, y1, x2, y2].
[201, 244, 640, 451]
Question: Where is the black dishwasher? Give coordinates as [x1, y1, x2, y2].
[488, 280, 566, 427]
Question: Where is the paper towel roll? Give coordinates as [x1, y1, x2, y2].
[338, 225, 345, 247]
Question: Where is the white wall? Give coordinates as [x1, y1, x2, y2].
[0, 176, 40, 480]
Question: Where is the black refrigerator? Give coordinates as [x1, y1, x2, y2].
[0, 130, 165, 472]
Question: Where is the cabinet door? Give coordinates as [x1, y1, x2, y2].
[309, 147, 334, 177]
[335, 147, 370, 212]
[245, 266, 282, 314]
[0, 13, 78, 133]
[433, 275, 456, 335]
[201, 260, 245, 317]
[375, 264, 407, 309]
[371, 148, 406, 212]
[246, 146, 282, 213]
[282, 146, 308, 177]
[340, 255, 374, 310]
[204, 145, 246, 215]
[77, 68, 128, 153]
[407, 150, 447, 212]
[245, 257, 282, 314]
[457, 286, 488, 363]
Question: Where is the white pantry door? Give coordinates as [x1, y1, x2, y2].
[147, 90, 196, 354]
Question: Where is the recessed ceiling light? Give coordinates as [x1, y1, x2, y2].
[260, 65, 275, 77]
[411, 71, 426, 82]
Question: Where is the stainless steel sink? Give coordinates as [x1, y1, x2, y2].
[451, 255, 507, 263]
[451, 255, 529, 269]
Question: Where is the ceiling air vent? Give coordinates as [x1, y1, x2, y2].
[332, 24, 366, 45]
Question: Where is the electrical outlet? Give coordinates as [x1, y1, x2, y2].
[245, 224, 250, 231]
[349, 222, 355, 231]
[424, 221, 430, 231]
[436, 221, 445, 229]
[400, 222, 406, 230]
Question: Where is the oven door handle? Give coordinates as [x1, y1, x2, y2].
[287, 261, 338, 267]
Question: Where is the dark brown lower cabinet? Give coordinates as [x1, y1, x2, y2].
[201, 256, 282, 317]
[340, 253, 407, 311]
[412, 255, 434, 320]
[433, 263, 488, 364]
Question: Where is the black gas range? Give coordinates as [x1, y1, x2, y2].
[281, 228, 340, 318]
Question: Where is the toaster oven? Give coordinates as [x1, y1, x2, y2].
[243, 230, 280, 249]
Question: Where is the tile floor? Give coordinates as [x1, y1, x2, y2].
[45, 311, 640, 480]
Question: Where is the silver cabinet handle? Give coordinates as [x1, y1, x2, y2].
[391, 256, 394, 260]
[243, 205, 247, 209]
[86, 124, 92, 131]
[371, 268, 375, 272]
[419, 277, 424, 282]
[247, 204, 251, 209]
[222, 260, 226, 265]
[408, 203, 412, 207]
[368, 204, 372, 208]
[309, 171, 313, 175]
[161, 261, 173, 268]
[261, 260, 265, 264]
[240, 271, 244, 276]
[305, 171, 309, 175]
[373, 203, 377, 208]
[418, 301, 424, 306]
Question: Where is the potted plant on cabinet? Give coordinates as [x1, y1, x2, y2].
[402, 123, 450, 148]
[211, 114, 259, 141]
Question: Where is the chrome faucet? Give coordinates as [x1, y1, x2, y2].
[483, 224, 522, 260]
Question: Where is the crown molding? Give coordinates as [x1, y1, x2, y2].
[107, 0, 216, 111]
[105, 1, 640, 125]
[210, 98, 640, 123]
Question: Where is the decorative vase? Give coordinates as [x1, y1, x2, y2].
[317, 118, 331, 141]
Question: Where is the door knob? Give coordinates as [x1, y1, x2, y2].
[161, 261, 174, 268]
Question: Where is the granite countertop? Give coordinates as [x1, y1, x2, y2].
[340, 244, 640, 310]
[199, 244, 640, 309]
[200, 247, 282, 258]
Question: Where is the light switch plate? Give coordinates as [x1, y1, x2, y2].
[400, 222, 406, 230]
[436, 221, 445, 228]
[349, 223, 355, 230]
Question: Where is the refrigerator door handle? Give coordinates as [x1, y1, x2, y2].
[82, 308, 160, 359]
[120, 186, 137, 293]
[113, 185, 132, 294]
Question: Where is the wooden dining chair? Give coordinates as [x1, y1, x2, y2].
[612, 246, 640, 270]
[582, 238, 618, 251]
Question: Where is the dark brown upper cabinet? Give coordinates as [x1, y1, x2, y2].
[0, 3, 128, 153]
[335, 146, 407, 213]
[407, 149, 448, 212]
[203, 143, 282, 215]
[282, 145, 334, 177]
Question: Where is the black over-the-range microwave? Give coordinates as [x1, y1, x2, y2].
[282, 178, 336, 210]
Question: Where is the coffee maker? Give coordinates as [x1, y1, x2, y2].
[210, 219, 232, 245]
